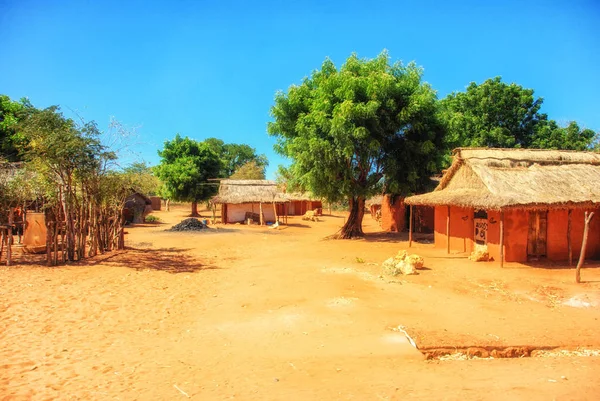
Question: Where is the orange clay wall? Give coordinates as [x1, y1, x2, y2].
[381, 195, 405, 232]
[433, 206, 474, 253]
[435, 207, 600, 263]
[484, 209, 529, 263]
[546, 208, 600, 261]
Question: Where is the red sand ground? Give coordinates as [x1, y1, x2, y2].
[2, 204, 600, 400]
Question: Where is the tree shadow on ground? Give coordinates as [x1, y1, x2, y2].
[92, 247, 219, 274]
[524, 260, 600, 271]
[361, 232, 435, 244]
[283, 223, 314, 229]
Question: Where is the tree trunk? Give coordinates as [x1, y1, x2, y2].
[576, 211, 594, 283]
[191, 201, 199, 217]
[332, 196, 365, 239]
[166, 199, 170, 212]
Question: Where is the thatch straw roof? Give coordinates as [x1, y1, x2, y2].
[211, 180, 289, 204]
[366, 195, 383, 207]
[405, 148, 600, 210]
[285, 192, 320, 202]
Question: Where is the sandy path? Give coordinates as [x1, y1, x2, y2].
[2, 205, 600, 399]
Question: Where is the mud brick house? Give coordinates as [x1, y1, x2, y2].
[367, 195, 435, 233]
[212, 180, 323, 224]
[405, 148, 600, 266]
[212, 180, 286, 224]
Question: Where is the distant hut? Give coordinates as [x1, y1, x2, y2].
[285, 192, 323, 216]
[366, 196, 383, 220]
[123, 193, 153, 223]
[405, 148, 600, 265]
[212, 180, 289, 224]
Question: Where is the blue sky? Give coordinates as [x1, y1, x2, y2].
[1, 0, 599, 178]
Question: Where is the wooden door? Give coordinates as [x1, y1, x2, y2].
[528, 211, 548, 259]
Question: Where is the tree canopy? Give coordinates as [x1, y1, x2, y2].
[268, 51, 446, 238]
[0, 95, 35, 161]
[123, 161, 161, 196]
[229, 160, 266, 180]
[203, 137, 268, 177]
[154, 134, 221, 216]
[442, 77, 598, 150]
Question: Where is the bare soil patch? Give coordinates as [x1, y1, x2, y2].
[2, 204, 600, 399]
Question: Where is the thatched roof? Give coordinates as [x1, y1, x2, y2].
[212, 180, 289, 204]
[285, 192, 320, 202]
[405, 148, 600, 210]
[366, 195, 383, 207]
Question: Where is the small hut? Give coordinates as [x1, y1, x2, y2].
[212, 180, 288, 224]
[284, 192, 323, 216]
[123, 193, 153, 223]
[405, 148, 600, 265]
[366, 196, 383, 220]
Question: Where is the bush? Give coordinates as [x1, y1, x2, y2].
[145, 215, 160, 223]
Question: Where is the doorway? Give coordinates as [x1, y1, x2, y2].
[528, 210, 548, 259]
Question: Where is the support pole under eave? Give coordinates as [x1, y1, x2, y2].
[500, 209, 505, 268]
[567, 209, 573, 266]
[446, 205, 450, 254]
[259, 202, 264, 225]
[408, 205, 413, 248]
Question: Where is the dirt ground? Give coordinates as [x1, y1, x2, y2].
[2, 204, 600, 400]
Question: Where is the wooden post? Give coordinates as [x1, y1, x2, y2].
[576, 211, 594, 283]
[259, 202, 264, 225]
[408, 205, 413, 248]
[567, 209, 573, 266]
[446, 205, 450, 254]
[499, 210, 505, 268]
[272, 202, 278, 224]
[0, 228, 5, 263]
[212, 203, 216, 224]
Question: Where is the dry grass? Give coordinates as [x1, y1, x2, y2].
[406, 148, 600, 210]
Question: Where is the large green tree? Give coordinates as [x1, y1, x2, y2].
[442, 77, 598, 150]
[203, 137, 268, 177]
[268, 51, 446, 238]
[441, 77, 544, 148]
[154, 134, 221, 216]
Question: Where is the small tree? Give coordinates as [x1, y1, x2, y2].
[269, 51, 446, 238]
[203, 137, 268, 177]
[229, 160, 266, 180]
[154, 134, 221, 216]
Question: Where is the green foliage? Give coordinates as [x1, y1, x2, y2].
[0, 95, 35, 161]
[268, 50, 446, 203]
[530, 120, 597, 151]
[154, 134, 221, 203]
[229, 160, 266, 180]
[441, 77, 544, 148]
[123, 161, 161, 196]
[441, 77, 598, 151]
[144, 215, 160, 223]
[202, 137, 268, 177]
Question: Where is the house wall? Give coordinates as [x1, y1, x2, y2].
[546, 208, 600, 261]
[150, 196, 161, 211]
[381, 195, 405, 232]
[434, 206, 474, 253]
[434, 206, 600, 263]
[226, 203, 276, 223]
